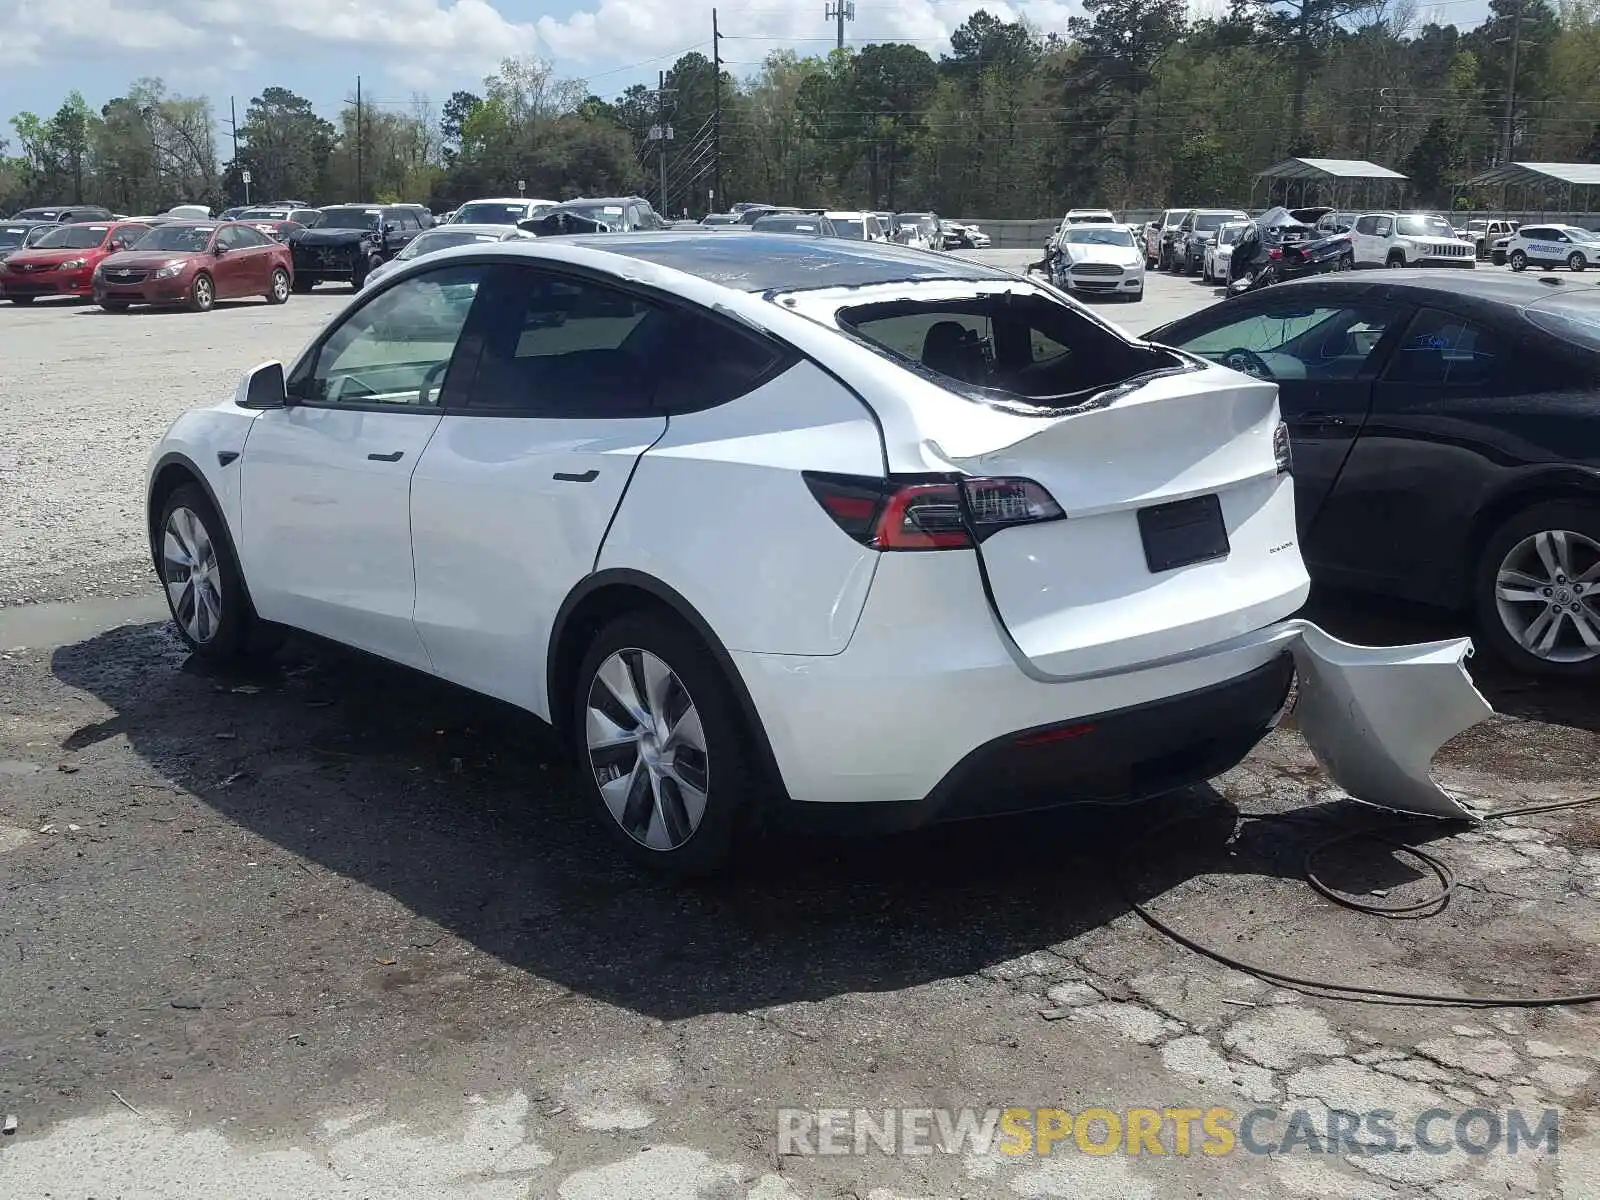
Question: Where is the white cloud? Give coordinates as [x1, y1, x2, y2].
[0, 0, 537, 76]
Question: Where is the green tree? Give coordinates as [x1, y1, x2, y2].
[235, 87, 336, 204]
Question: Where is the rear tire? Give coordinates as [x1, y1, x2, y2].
[267, 267, 291, 303]
[572, 611, 762, 875]
[1474, 501, 1600, 680]
[156, 484, 282, 662]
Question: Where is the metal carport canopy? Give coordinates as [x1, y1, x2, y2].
[1461, 162, 1600, 189]
[1254, 158, 1408, 182]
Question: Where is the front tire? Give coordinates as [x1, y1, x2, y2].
[351, 255, 379, 291]
[1510, 250, 1528, 272]
[1569, 251, 1586, 272]
[9, 295, 34, 305]
[99, 299, 130, 312]
[1386, 252, 1406, 269]
[573, 611, 761, 874]
[1474, 501, 1600, 679]
[188, 272, 215, 312]
[292, 275, 315, 293]
[156, 484, 280, 662]
[267, 267, 291, 303]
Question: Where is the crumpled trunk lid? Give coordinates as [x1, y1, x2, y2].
[932, 364, 1309, 679]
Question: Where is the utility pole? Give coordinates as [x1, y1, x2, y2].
[825, 0, 854, 49]
[712, 8, 722, 213]
[227, 96, 245, 203]
[356, 75, 364, 200]
[1499, 2, 1524, 165]
[647, 71, 675, 215]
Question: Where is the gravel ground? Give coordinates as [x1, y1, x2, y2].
[3, 257, 1598, 1198]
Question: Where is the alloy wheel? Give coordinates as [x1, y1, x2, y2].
[193, 275, 214, 309]
[1494, 529, 1600, 664]
[584, 648, 709, 851]
[271, 269, 290, 301]
[162, 506, 223, 644]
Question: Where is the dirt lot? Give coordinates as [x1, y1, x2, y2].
[2, 272, 1599, 1199]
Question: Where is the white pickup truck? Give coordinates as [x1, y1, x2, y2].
[1350, 211, 1477, 269]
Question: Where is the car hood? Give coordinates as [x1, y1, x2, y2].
[100, 250, 203, 270]
[1060, 243, 1141, 267]
[4, 247, 105, 266]
[292, 227, 375, 245]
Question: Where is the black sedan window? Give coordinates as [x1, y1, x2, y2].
[1166, 304, 1400, 382]
[1384, 309, 1501, 387]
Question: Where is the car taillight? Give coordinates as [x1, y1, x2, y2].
[803, 472, 1064, 551]
[1274, 420, 1292, 474]
[1268, 247, 1283, 260]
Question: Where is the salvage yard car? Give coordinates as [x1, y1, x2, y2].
[1147, 271, 1600, 677]
[143, 233, 1489, 872]
[94, 221, 293, 311]
[288, 204, 425, 291]
[1350, 211, 1476, 269]
[362, 224, 532, 289]
[1049, 223, 1144, 299]
[1504, 224, 1600, 272]
[1173, 209, 1249, 276]
[0, 219, 150, 304]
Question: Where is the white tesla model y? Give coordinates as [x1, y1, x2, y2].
[146, 234, 1489, 871]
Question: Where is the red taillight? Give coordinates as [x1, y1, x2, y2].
[1014, 723, 1096, 747]
[803, 472, 1064, 551]
[1268, 247, 1283, 260]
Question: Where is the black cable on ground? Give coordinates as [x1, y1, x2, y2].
[1117, 796, 1600, 1008]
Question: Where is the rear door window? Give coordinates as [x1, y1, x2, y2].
[838, 291, 1180, 406]
[1382, 308, 1502, 387]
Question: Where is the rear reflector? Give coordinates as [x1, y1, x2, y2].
[803, 472, 1064, 551]
[1014, 723, 1096, 747]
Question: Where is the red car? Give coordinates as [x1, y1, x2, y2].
[93, 221, 294, 312]
[0, 220, 150, 304]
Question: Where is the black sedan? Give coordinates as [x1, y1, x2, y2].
[1147, 271, 1600, 677]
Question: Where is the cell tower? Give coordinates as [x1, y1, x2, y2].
[825, 0, 855, 49]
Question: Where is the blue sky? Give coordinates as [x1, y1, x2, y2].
[1, 0, 1493, 138]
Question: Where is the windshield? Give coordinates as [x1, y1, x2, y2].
[1194, 213, 1238, 232]
[399, 230, 503, 258]
[130, 225, 216, 252]
[236, 209, 288, 220]
[560, 203, 624, 225]
[1466, 220, 1489, 231]
[1163, 212, 1186, 228]
[1218, 225, 1244, 245]
[1070, 214, 1115, 224]
[453, 202, 531, 225]
[1396, 214, 1455, 237]
[316, 208, 381, 230]
[910, 215, 938, 234]
[1063, 227, 1134, 247]
[754, 218, 823, 235]
[832, 218, 865, 240]
[1564, 227, 1600, 241]
[33, 225, 110, 250]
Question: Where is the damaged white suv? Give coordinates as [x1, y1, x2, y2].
[144, 234, 1488, 872]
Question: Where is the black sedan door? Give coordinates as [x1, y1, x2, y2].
[1147, 295, 1407, 536]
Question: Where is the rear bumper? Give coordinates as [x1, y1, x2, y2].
[733, 555, 1488, 827]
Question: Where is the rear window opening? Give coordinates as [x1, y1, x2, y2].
[836, 292, 1184, 408]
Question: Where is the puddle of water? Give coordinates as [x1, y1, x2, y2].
[0, 593, 169, 652]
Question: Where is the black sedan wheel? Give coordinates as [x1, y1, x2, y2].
[1476, 502, 1600, 677]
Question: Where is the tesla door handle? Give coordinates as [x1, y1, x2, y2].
[553, 469, 599, 483]
[368, 450, 405, 462]
[1296, 412, 1347, 427]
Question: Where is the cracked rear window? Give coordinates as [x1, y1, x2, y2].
[837, 292, 1182, 407]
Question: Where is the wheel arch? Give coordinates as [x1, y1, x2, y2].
[547, 569, 786, 796]
[1462, 468, 1600, 602]
[146, 452, 251, 599]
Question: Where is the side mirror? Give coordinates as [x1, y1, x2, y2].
[237, 360, 288, 409]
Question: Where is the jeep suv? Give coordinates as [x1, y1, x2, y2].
[1350, 211, 1475, 269]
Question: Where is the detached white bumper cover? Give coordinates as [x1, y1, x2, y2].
[1282, 620, 1489, 821]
